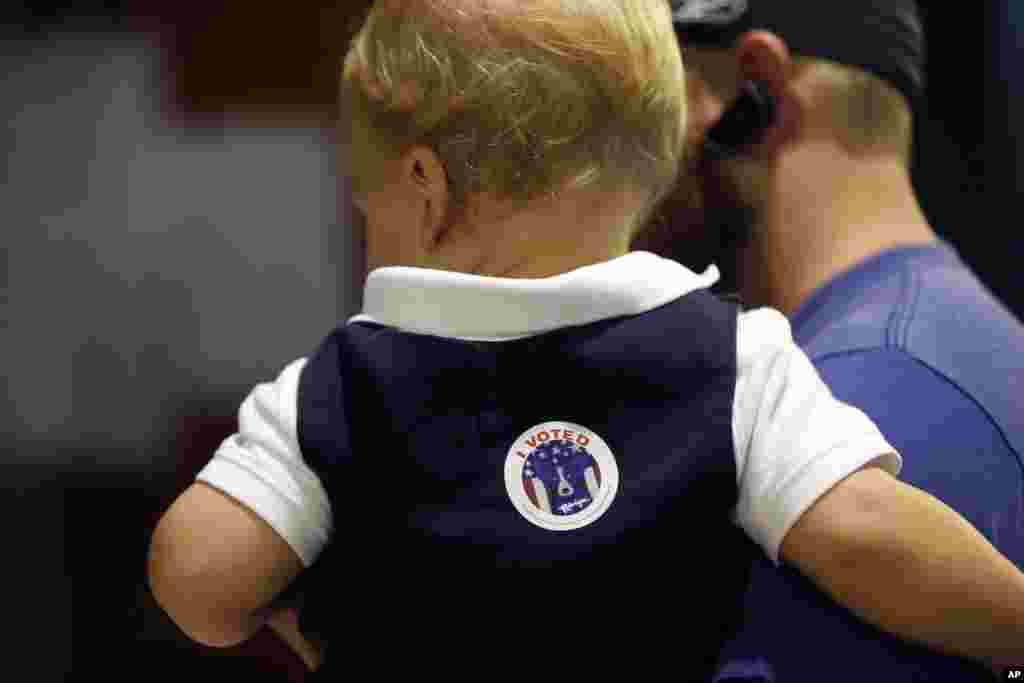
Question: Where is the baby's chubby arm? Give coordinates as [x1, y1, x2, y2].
[733, 308, 1022, 673]
[780, 463, 1024, 673]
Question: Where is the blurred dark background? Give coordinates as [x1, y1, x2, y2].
[2, 1, 1018, 680]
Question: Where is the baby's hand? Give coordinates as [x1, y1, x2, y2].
[267, 607, 324, 672]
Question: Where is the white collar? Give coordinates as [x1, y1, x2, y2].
[348, 251, 721, 342]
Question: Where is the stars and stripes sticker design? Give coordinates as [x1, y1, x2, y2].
[504, 421, 620, 531]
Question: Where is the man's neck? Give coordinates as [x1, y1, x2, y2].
[735, 153, 938, 316]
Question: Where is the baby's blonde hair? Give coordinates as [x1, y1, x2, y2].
[340, 0, 688, 227]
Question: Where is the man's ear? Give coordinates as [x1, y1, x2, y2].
[733, 30, 802, 156]
[400, 146, 450, 254]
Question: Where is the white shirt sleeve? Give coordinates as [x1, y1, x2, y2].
[731, 308, 903, 566]
[196, 358, 333, 568]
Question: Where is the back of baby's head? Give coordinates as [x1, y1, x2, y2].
[340, 0, 690, 217]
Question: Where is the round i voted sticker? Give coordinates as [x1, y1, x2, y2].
[505, 421, 619, 531]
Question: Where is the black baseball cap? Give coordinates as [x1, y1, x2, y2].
[670, 0, 927, 109]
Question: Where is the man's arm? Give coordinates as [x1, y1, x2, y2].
[147, 481, 305, 648]
[781, 464, 1024, 672]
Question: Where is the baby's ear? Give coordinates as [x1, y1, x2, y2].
[401, 146, 451, 255]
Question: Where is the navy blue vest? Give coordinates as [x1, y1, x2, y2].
[293, 289, 758, 680]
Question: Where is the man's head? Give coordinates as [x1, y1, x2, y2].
[633, 0, 926, 282]
[340, 0, 690, 275]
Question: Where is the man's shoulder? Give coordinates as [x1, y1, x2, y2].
[798, 257, 1024, 462]
[798, 249, 1024, 364]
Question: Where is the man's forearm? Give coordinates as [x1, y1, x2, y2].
[805, 479, 1024, 670]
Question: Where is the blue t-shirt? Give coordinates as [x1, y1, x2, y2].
[715, 241, 1024, 682]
